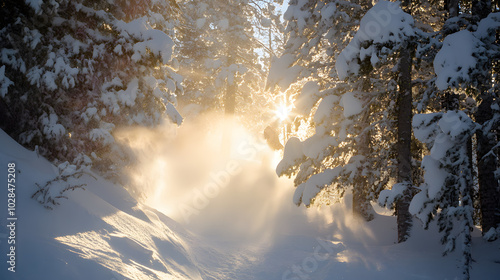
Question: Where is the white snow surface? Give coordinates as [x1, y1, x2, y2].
[378, 182, 408, 208]
[40, 113, 66, 140]
[1, 124, 499, 280]
[314, 95, 338, 124]
[302, 132, 338, 160]
[475, 12, 500, 40]
[433, 13, 500, 90]
[283, 0, 312, 32]
[412, 112, 442, 144]
[295, 168, 342, 206]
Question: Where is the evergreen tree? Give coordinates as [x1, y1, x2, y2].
[270, 0, 415, 222]
[411, 111, 476, 279]
[471, 0, 500, 239]
[177, 0, 276, 119]
[407, 1, 500, 277]
[0, 0, 182, 180]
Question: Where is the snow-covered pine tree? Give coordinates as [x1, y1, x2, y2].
[0, 0, 182, 181]
[407, 3, 500, 278]
[337, 0, 418, 225]
[270, 0, 415, 221]
[269, 0, 369, 215]
[176, 0, 225, 114]
[410, 111, 477, 279]
[177, 0, 274, 120]
[471, 0, 500, 240]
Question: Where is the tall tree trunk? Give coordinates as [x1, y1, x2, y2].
[353, 112, 374, 221]
[396, 0, 413, 243]
[224, 30, 237, 116]
[472, 0, 492, 20]
[353, 77, 375, 221]
[476, 94, 500, 234]
[224, 81, 236, 115]
[472, 0, 500, 236]
[445, 0, 459, 18]
[221, 6, 237, 156]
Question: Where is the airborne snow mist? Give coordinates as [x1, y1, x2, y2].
[116, 113, 336, 244]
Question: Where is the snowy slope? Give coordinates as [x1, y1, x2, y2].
[0, 129, 236, 280]
[1, 128, 499, 280]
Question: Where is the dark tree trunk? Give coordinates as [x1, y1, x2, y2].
[445, 0, 459, 17]
[353, 77, 375, 221]
[472, 0, 492, 20]
[352, 183, 374, 221]
[224, 27, 237, 116]
[476, 94, 500, 235]
[472, 0, 500, 237]
[352, 117, 374, 221]
[395, 0, 413, 243]
[221, 7, 237, 156]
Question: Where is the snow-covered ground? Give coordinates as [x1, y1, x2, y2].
[0, 123, 499, 280]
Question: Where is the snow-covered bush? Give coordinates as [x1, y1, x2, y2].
[32, 161, 94, 209]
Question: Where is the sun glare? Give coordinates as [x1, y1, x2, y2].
[275, 103, 292, 121]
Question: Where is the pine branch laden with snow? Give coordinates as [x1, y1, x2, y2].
[275, 81, 392, 210]
[336, 0, 415, 80]
[267, 0, 365, 92]
[433, 30, 485, 91]
[432, 12, 500, 91]
[0, 65, 14, 97]
[0, 0, 183, 179]
[410, 111, 478, 279]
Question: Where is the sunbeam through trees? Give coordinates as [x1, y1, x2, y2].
[0, 1, 500, 280]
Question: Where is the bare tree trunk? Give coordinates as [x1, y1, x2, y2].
[224, 29, 237, 116]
